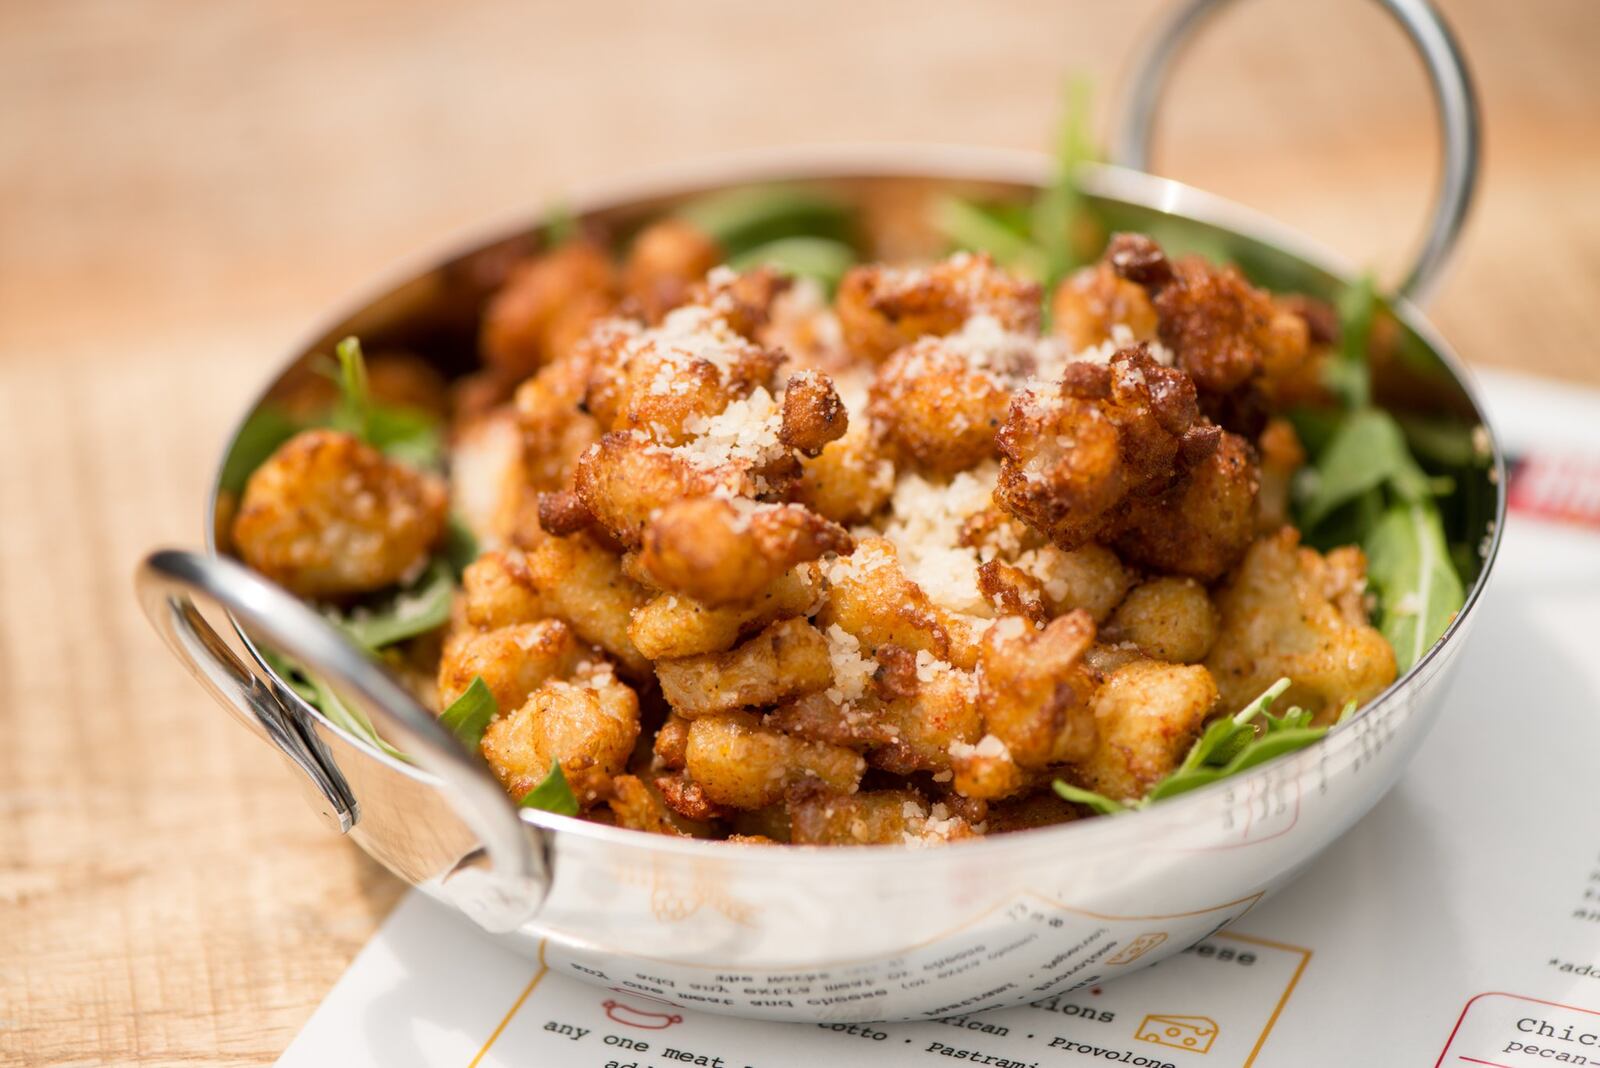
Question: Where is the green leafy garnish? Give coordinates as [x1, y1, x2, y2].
[931, 198, 1047, 278]
[328, 558, 454, 652]
[1295, 408, 1433, 528]
[677, 185, 855, 258]
[331, 336, 372, 440]
[1032, 74, 1096, 290]
[444, 514, 480, 580]
[519, 761, 580, 816]
[543, 200, 579, 247]
[729, 235, 857, 293]
[1323, 272, 1377, 409]
[1365, 501, 1466, 672]
[219, 405, 303, 495]
[1052, 679, 1343, 814]
[438, 676, 497, 750]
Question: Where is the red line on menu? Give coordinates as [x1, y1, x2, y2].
[1458, 1058, 1517, 1068]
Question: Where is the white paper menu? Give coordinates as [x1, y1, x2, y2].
[279, 371, 1600, 1068]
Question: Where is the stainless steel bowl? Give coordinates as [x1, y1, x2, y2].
[136, 0, 1499, 1022]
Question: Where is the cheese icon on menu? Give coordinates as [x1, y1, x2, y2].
[1136, 1014, 1219, 1053]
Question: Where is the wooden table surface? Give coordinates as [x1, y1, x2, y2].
[2, 1, 1596, 1064]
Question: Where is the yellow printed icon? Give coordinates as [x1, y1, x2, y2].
[1136, 1014, 1219, 1053]
[1107, 932, 1168, 966]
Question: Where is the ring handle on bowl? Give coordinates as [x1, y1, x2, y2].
[136, 549, 550, 932]
[1110, 0, 1480, 304]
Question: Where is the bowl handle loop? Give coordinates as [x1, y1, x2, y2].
[136, 549, 550, 932]
[1111, 0, 1480, 305]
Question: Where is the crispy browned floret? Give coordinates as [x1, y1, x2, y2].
[521, 533, 651, 677]
[984, 791, 1085, 834]
[787, 784, 976, 846]
[437, 618, 584, 711]
[836, 252, 1041, 363]
[481, 242, 617, 379]
[610, 334, 785, 447]
[480, 663, 640, 806]
[639, 498, 851, 606]
[1116, 429, 1259, 581]
[622, 220, 724, 323]
[608, 774, 717, 837]
[1050, 260, 1159, 351]
[571, 432, 740, 548]
[536, 489, 592, 537]
[1104, 577, 1219, 664]
[1007, 544, 1132, 622]
[451, 408, 525, 550]
[1069, 659, 1219, 801]
[976, 559, 1048, 624]
[816, 537, 958, 666]
[868, 337, 1011, 475]
[655, 618, 834, 717]
[683, 711, 864, 809]
[513, 343, 602, 493]
[779, 370, 848, 457]
[653, 713, 691, 769]
[860, 645, 982, 776]
[794, 421, 896, 524]
[976, 613, 1098, 770]
[995, 345, 1205, 551]
[233, 429, 447, 598]
[1255, 417, 1306, 533]
[461, 549, 542, 630]
[685, 265, 792, 341]
[628, 564, 821, 660]
[654, 773, 733, 822]
[1205, 528, 1397, 724]
[1106, 234, 1311, 403]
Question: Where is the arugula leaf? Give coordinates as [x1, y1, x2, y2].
[1032, 74, 1096, 291]
[438, 677, 497, 750]
[219, 405, 303, 495]
[1051, 780, 1130, 815]
[1296, 408, 1433, 528]
[365, 406, 445, 470]
[729, 236, 857, 294]
[305, 669, 408, 761]
[932, 197, 1048, 278]
[543, 200, 579, 247]
[444, 514, 480, 580]
[519, 760, 580, 816]
[1364, 500, 1466, 672]
[331, 336, 372, 441]
[329, 558, 454, 652]
[677, 186, 854, 257]
[1324, 273, 1377, 409]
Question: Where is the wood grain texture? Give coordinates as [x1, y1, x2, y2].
[1, 1, 1595, 1064]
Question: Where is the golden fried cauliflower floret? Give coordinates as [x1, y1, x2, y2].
[461, 549, 542, 630]
[1050, 260, 1159, 352]
[522, 533, 651, 677]
[859, 644, 981, 776]
[513, 341, 602, 494]
[481, 662, 640, 806]
[816, 537, 963, 667]
[628, 564, 821, 660]
[1105, 233, 1311, 403]
[836, 252, 1041, 363]
[869, 336, 1012, 475]
[450, 408, 525, 551]
[1205, 528, 1397, 724]
[1007, 544, 1132, 622]
[779, 369, 849, 457]
[233, 429, 447, 598]
[481, 241, 617, 380]
[683, 711, 864, 809]
[655, 618, 835, 717]
[438, 618, 583, 711]
[607, 774, 718, 838]
[622, 219, 724, 323]
[1070, 660, 1219, 801]
[1116, 430, 1260, 582]
[571, 432, 742, 549]
[976, 612, 1098, 770]
[1255, 417, 1306, 533]
[794, 420, 897, 524]
[685, 265, 792, 341]
[995, 345, 1207, 551]
[787, 784, 977, 846]
[1104, 577, 1219, 664]
[639, 498, 852, 606]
